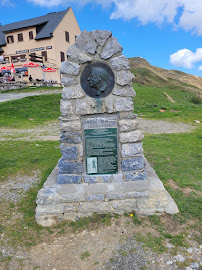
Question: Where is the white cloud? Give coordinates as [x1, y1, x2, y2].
[26, 0, 202, 36]
[198, 66, 202, 71]
[170, 48, 202, 69]
[0, 0, 14, 7]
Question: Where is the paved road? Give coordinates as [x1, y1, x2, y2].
[0, 89, 62, 103]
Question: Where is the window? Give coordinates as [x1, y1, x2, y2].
[41, 51, 47, 62]
[75, 35, 77, 41]
[60, 52, 65, 62]
[7, 35, 14, 44]
[29, 31, 33, 40]
[18, 33, 23, 42]
[65, 31, 69, 42]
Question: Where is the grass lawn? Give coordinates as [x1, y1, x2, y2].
[0, 94, 61, 128]
[2, 86, 62, 93]
[133, 84, 202, 123]
[0, 85, 201, 260]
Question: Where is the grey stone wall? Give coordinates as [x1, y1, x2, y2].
[58, 29, 146, 184]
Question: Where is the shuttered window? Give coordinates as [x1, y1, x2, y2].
[18, 33, 23, 42]
[60, 52, 65, 62]
[41, 51, 47, 62]
[65, 31, 69, 42]
[29, 31, 33, 40]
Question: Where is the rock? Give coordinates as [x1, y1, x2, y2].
[194, 120, 200, 124]
[115, 97, 134, 112]
[174, 254, 185, 262]
[91, 30, 112, 46]
[101, 37, 123, 59]
[67, 45, 92, 63]
[60, 100, 74, 116]
[58, 158, 83, 174]
[62, 86, 85, 99]
[75, 30, 97, 54]
[60, 61, 80, 75]
[60, 131, 82, 144]
[185, 267, 192, 270]
[110, 55, 129, 70]
[166, 260, 173, 265]
[190, 262, 199, 269]
[75, 98, 93, 115]
[104, 98, 114, 113]
[60, 120, 81, 132]
[60, 145, 78, 160]
[125, 171, 147, 181]
[119, 119, 138, 132]
[57, 174, 81, 184]
[122, 157, 144, 171]
[187, 247, 193, 253]
[61, 76, 78, 86]
[120, 130, 144, 143]
[112, 85, 136, 97]
[121, 143, 143, 157]
[117, 70, 135, 86]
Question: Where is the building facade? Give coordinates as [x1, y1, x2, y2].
[0, 8, 81, 83]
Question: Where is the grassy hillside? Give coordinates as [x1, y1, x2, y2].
[129, 57, 202, 96]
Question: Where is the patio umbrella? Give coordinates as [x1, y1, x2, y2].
[23, 62, 39, 67]
[43, 67, 57, 72]
[0, 66, 12, 70]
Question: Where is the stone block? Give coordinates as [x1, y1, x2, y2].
[104, 97, 114, 113]
[57, 173, 82, 184]
[125, 171, 147, 181]
[75, 98, 91, 115]
[110, 55, 129, 70]
[79, 201, 112, 214]
[63, 204, 79, 213]
[101, 37, 123, 59]
[92, 30, 112, 46]
[110, 199, 137, 213]
[58, 158, 83, 174]
[61, 76, 78, 86]
[67, 44, 92, 63]
[112, 174, 123, 182]
[117, 70, 135, 86]
[112, 86, 136, 97]
[83, 175, 97, 184]
[60, 61, 80, 75]
[60, 131, 82, 144]
[60, 99, 74, 116]
[60, 145, 78, 160]
[122, 157, 144, 171]
[121, 143, 143, 157]
[106, 193, 126, 200]
[75, 30, 97, 54]
[119, 119, 138, 132]
[62, 86, 85, 99]
[115, 97, 134, 112]
[119, 112, 137, 119]
[127, 191, 149, 198]
[120, 130, 144, 143]
[86, 194, 105, 202]
[60, 120, 81, 132]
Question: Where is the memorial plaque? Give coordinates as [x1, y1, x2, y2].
[80, 62, 115, 98]
[83, 116, 118, 174]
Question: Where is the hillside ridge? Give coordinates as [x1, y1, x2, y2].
[129, 57, 202, 95]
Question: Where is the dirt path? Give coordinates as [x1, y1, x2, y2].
[0, 89, 62, 103]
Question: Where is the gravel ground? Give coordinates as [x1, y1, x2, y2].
[0, 89, 62, 103]
[137, 118, 195, 134]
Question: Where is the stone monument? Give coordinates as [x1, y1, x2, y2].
[35, 30, 179, 226]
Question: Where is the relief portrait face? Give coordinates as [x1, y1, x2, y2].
[81, 62, 115, 98]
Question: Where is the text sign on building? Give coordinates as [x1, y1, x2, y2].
[16, 49, 29, 54]
[83, 116, 118, 175]
[30, 47, 45, 52]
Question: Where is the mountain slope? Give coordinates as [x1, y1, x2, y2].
[129, 57, 202, 95]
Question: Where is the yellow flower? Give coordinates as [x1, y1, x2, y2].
[130, 214, 133, 217]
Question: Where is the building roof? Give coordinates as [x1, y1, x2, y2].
[0, 8, 70, 47]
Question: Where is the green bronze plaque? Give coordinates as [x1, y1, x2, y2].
[83, 116, 118, 175]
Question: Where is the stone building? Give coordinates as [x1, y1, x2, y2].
[0, 7, 80, 83]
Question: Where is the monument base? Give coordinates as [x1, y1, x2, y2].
[35, 159, 179, 227]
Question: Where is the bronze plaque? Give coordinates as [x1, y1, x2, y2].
[80, 62, 115, 98]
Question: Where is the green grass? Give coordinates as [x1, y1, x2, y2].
[0, 94, 61, 128]
[3, 86, 62, 93]
[143, 132, 202, 221]
[0, 141, 61, 181]
[80, 251, 90, 260]
[135, 233, 167, 253]
[133, 84, 202, 123]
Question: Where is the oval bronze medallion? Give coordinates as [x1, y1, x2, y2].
[80, 62, 115, 98]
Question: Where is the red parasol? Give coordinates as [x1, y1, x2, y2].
[43, 67, 57, 72]
[23, 62, 39, 67]
[0, 66, 12, 70]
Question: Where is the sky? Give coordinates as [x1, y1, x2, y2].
[1, 0, 202, 76]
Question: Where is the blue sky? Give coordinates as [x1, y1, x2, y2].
[1, 0, 202, 76]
